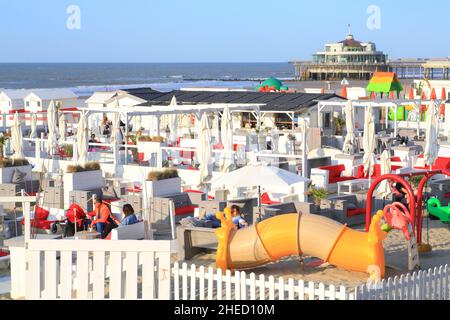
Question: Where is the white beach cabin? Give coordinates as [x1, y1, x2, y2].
[24, 89, 80, 125]
[0, 90, 34, 127]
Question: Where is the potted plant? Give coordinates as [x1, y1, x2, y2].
[63, 162, 104, 209]
[334, 117, 346, 136]
[0, 158, 32, 184]
[305, 183, 329, 209]
[0, 133, 8, 160]
[145, 168, 181, 197]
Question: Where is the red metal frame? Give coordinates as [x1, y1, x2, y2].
[365, 174, 416, 232]
[365, 170, 450, 244]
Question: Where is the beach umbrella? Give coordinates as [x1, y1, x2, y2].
[424, 101, 439, 167]
[29, 113, 37, 139]
[211, 162, 309, 192]
[110, 99, 123, 146]
[408, 87, 415, 100]
[377, 150, 392, 198]
[363, 105, 376, 178]
[197, 113, 212, 189]
[342, 100, 357, 155]
[430, 88, 437, 100]
[168, 96, 178, 144]
[76, 113, 89, 166]
[440, 88, 447, 117]
[219, 106, 234, 173]
[271, 128, 280, 154]
[340, 86, 348, 99]
[46, 100, 57, 156]
[11, 112, 24, 160]
[58, 113, 66, 142]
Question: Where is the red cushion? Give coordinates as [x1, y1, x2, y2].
[0, 252, 8, 257]
[66, 204, 86, 224]
[175, 205, 197, 216]
[445, 193, 450, 198]
[138, 153, 145, 161]
[34, 207, 50, 221]
[333, 176, 355, 183]
[347, 208, 365, 218]
[261, 192, 281, 205]
[319, 165, 346, 182]
[391, 157, 402, 162]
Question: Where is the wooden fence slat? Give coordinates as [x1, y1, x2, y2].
[234, 271, 241, 300]
[59, 251, 73, 300]
[199, 266, 205, 301]
[308, 281, 315, 300]
[268, 276, 275, 300]
[249, 273, 256, 300]
[278, 277, 285, 300]
[125, 252, 138, 300]
[225, 270, 232, 300]
[241, 271, 247, 300]
[190, 264, 197, 300]
[92, 251, 105, 300]
[172, 262, 179, 300]
[182, 263, 188, 300]
[141, 252, 155, 300]
[207, 267, 214, 300]
[156, 252, 171, 300]
[43, 251, 57, 299]
[297, 280, 305, 300]
[109, 252, 122, 299]
[259, 274, 265, 300]
[288, 278, 295, 300]
[75, 251, 89, 300]
[27, 251, 41, 299]
[216, 268, 223, 300]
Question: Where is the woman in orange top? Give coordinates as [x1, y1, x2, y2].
[89, 196, 120, 239]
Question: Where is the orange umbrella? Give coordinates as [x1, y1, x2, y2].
[341, 86, 347, 99]
[430, 88, 437, 100]
[440, 87, 447, 116]
[408, 87, 414, 100]
[421, 91, 427, 100]
[389, 91, 395, 100]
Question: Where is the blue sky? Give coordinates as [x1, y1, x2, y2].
[0, 0, 449, 62]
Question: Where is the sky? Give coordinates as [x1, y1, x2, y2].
[0, 0, 449, 63]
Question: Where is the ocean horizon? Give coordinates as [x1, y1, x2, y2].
[0, 63, 294, 94]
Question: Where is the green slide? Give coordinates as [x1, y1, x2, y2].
[427, 198, 450, 224]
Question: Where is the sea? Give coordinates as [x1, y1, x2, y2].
[0, 63, 294, 96]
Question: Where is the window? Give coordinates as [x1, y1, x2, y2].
[37, 101, 41, 107]
[324, 113, 331, 128]
[26, 101, 30, 107]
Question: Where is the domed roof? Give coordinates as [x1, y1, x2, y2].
[260, 77, 283, 90]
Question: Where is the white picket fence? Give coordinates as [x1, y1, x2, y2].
[24, 239, 175, 300]
[356, 265, 450, 300]
[172, 262, 353, 300]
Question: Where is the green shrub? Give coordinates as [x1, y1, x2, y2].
[66, 162, 100, 173]
[147, 168, 179, 181]
[0, 158, 29, 168]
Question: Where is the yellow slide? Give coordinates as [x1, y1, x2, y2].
[216, 209, 388, 278]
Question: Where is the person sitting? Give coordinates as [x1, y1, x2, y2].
[204, 205, 248, 229]
[121, 204, 139, 226]
[88, 196, 120, 239]
[64, 203, 91, 237]
[391, 182, 411, 207]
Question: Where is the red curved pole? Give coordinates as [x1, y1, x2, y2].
[416, 169, 450, 244]
[365, 174, 416, 232]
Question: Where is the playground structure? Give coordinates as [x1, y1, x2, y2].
[215, 200, 415, 279]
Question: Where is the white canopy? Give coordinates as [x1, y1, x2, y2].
[197, 113, 212, 188]
[76, 113, 89, 166]
[110, 99, 123, 146]
[342, 100, 357, 155]
[363, 105, 376, 177]
[46, 100, 57, 156]
[11, 112, 24, 159]
[424, 101, 439, 166]
[220, 106, 234, 173]
[211, 162, 309, 191]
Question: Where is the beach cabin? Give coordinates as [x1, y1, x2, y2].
[0, 89, 34, 128]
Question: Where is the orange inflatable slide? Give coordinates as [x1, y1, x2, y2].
[215, 208, 389, 278]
